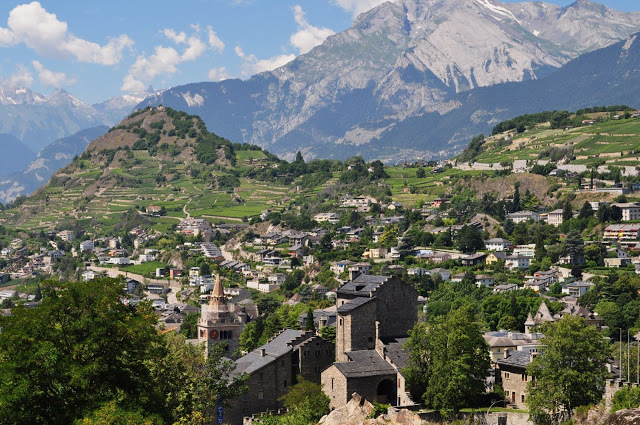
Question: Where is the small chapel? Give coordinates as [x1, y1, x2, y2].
[197, 274, 250, 356]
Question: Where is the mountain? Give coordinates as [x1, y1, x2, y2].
[0, 86, 153, 153]
[0, 126, 109, 204]
[0, 134, 35, 179]
[93, 88, 158, 125]
[137, 0, 640, 161]
[364, 31, 640, 161]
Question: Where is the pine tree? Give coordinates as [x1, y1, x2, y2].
[305, 308, 316, 333]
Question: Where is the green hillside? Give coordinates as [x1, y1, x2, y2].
[467, 108, 640, 168]
[0, 107, 305, 233]
[4, 106, 640, 235]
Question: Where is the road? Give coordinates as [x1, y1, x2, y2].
[88, 265, 182, 304]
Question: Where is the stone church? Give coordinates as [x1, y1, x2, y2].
[321, 273, 418, 408]
[197, 274, 250, 356]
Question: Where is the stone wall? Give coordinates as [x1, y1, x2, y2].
[297, 336, 335, 383]
[225, 353, 293, 425]
[499, 365, 530, 410]
[336, 300, 376, 362]
[374, 277, 417, 340]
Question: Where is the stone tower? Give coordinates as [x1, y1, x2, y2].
[197, 274, 246, 357]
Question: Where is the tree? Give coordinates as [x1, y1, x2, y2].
[0, 278, 164, 425]
[263, 376, 330, 425]
[512, 182, 521, 213]
[305, 308, 316, 332]
[578, 201, 593, 219]
[597, 203, 612, 223]
[405, 306, 490, 416]
[562, 200, 573, 222]
[564, 230, 584, 265]
[457, 225, 484, 253]
[0, 278, 247, 425]
[416, 167, 426, 178]
[318, 326, 336, 343]
[527, 316, 610, 422]
[180, 312, 200, 339]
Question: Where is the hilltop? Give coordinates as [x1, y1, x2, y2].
[0, 107, 302, 233]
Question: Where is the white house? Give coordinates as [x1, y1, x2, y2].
[547, 209, 565, 227]
[513, 244, 536, 257]
[505, 255, 531, 270]
[612, 203, 640, 221]
[507, 211, 540, 224]
[485, 238, 511, 251]
[79, 240, 95, 252]
[475, 275, 496, 287]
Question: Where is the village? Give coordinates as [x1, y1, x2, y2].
[2, 169, 640, 424]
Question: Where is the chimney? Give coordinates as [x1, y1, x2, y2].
[260, 348, 266, 357]
[349, 268, 361, 281]
[503, 349, 510, 359]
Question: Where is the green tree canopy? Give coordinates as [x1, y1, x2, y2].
[0, 278, 247, 425]
[404, 305, 490, 416]
[526, 316, 610, 422]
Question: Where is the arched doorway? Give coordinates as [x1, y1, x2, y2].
[375, 379, 397, 406]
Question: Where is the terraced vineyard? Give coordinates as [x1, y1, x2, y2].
[0, 107, 302, 233]
[474, 113, 640, 170]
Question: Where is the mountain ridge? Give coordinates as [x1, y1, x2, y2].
[137, 0, 640, 161]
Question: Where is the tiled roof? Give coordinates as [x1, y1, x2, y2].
[333, 350, 397, 378]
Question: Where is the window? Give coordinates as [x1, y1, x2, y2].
[258, 391, 264, 400]
[522, 375, 528, 382]
[284, 380, 287, 387]
[521, 394, 525, 403]
[331, 378, 334, 390]
[504, 372, 510, 379]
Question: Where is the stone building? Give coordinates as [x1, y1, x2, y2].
[495, 350, 535, 409]
[225, 329, 335, 425]
[197, 274, 249, 357]
[321, 274, 418, 409]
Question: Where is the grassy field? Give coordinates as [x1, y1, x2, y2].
[120, 261, 167, 275]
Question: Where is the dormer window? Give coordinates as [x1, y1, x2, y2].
[355, 284, 365, 291]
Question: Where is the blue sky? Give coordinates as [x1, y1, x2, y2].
[0, 0, 638, 104]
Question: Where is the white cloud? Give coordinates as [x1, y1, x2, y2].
[290, 5, 335, 54]
[121, 46, 181, 92]
[181, 36, 207, 61]
[0, 2, 133, 65]
[1, 65, 34, 88]
[32, 60, 75, 87]
[208, 67, 230, 82]
[121, 28, 208, 92]
[333, 0, 392, 16]
[207, 26, 225, 53]
[163, 28, 187, 45]
[234, 6, 330, 77]
[238, 50, 296, 75]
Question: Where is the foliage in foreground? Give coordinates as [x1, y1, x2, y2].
[404, 305, 490, 417]
[261, 377, 330, 425]
[527, 316, 610, 424]
[0, 278, 247, 425]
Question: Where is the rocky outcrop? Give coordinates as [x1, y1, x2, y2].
[604, 409, 640, 425]
[318, 393, 425, 425]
